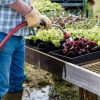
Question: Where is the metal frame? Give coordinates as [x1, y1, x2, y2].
[51, 0, 88, 16]
[83, 0, 87, 13]
[51, 0, 87, 9]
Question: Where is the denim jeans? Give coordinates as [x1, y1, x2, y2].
[0, 32, 26, 99]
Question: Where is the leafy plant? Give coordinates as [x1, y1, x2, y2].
[26, 29, 64, 47]
[32, 0, 65, 19]
[66, 26, 100, 46]
[66, 18, 98, 29]
[35, 29, 64, 47]
[62, 37, 99, 57]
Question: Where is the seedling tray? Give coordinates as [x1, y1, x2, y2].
[25, 39, 62, 52]
[50, 49, 100, 64]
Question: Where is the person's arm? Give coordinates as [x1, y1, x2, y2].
[1, 0, 52, 29]
[8, 0, 32, 16]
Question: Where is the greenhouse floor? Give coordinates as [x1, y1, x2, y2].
[22, 62, 100, 100]
[22, 62, 79, 100]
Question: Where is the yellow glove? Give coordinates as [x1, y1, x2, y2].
[41, 15, 52, 30]
[25, 9, 52, 29]
[25, 9, 41, 27]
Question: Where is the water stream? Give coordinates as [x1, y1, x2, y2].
[22, 86, 51, 100]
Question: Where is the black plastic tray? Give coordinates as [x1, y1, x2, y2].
[25, 40, 62, 52]
[50, 49, 100, 64]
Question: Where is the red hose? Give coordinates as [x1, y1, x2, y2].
[0, 21, 27, 50]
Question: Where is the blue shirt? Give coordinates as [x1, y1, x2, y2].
[0, 0, 29, 36]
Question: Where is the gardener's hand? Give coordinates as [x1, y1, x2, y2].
[40, 15, 52, 30]
[25, 9, 52, 29]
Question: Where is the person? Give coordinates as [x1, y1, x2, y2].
[87, 0, 95, 16]
[88, 0, 95, 6]
[0, 0, 52, 100]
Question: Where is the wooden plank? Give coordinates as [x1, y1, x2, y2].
[79, 88, 97, 100]
[39, 51, 65, 79]
[25, 46, 39, 66]
[25, 46, 65, 79]
[63, 63, 100, 96]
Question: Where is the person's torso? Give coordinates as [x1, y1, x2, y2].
[0, 0, 29, 36]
